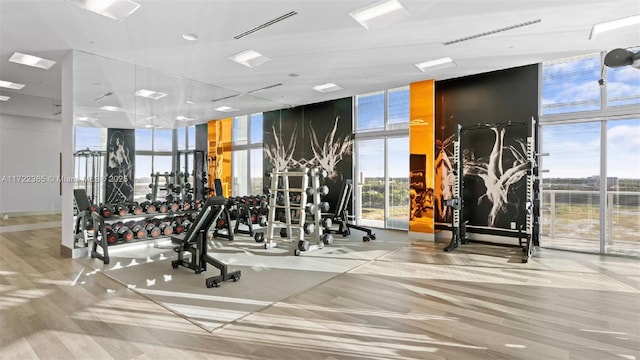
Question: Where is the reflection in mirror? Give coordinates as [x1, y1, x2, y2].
[0, 92, 62, 214]
[73, 49, 286, 130]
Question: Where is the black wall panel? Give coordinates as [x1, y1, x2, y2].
[435, 65, 538, 235]
[105, 128, 135, 204]
[263, 98, 353, 212]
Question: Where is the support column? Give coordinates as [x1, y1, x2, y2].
[60, 51, 75, 257]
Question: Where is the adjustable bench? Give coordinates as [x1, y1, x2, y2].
[323, 179, 376, 242]
[171, 196, 241, 288]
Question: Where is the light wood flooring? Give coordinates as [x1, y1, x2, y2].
[0, 215, 638, 360]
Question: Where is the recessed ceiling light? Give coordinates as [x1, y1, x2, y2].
[213, 106, 239, 112]
[144, 124, 157, 128]
[348, 0, 410, 29]
[312, 83, 342, 93]
[135, 89, 167, 100]
[0, 95, 10, 101]
[0, 80, 25, 90]
[76, 116, 97, 122]
[66, 0, 141, 21]
[176, 115, 194, 121]
[415, 57, 456, 72]
[182, 33, 198, 41]
[99, 105, 123, 112]
[186, 100, 195, 105]
[145, 116, 157, 121]
[9, 52, 56, 69]
[590, 14, 640, 39]
[228, 49, 270, 68]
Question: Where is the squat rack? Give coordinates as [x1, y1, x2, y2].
[443, 119, 541, 263]
[74, 149, 105, 207]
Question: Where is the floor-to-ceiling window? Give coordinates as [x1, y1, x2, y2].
[605, 119, 640, 256]
[540, 122, 601, 253]
[134, 128, 174, 203]
[231, 113, 263, 196]
[355, 86, 410, 230]
[356, 139, 385, 228]
[540, 51, 640, 256]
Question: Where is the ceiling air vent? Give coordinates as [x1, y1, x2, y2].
[93, 91, 113, 102]
[233, 10, 297, 40]
[247, 83, 283, 93]
[444, 19, 541, 45]
[211, 94, 241, 102]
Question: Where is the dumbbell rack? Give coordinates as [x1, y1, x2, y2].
[264, 167, 325, 255]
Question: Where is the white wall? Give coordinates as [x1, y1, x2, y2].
[0, 113, 61, 213]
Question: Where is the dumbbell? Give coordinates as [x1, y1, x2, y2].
[117, 226, 134, 242]
[111, 221, 124, 231]
[181, 220, 192, 232]
[159, 222, 173, 235]
[141, 201, 156, 213]
[303, 222, 315, 235]
[216, 218, 227, 229]
[131, 224, 146, 239]
[258, 215, 268, 227]
[306, 186, 328, 196]
[322, 218, 333, 229]
[321, 233, 334, 245]
[164, 201, 177, 212]
[181, 201, 191, 211]
[104, 226, 118, 245]
[115, 204, 128, 217]
[129, 203, 143, 215]
[145, 223, 161, 238]
[171, 220, 185, 234]
[154, 201, 168, 213]
[305, 202, 330, 214]
[100, 205, 113, 218]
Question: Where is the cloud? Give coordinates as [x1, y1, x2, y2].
[541, 121, 640, 178]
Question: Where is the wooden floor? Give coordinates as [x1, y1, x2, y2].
[0, 216, 638, 360]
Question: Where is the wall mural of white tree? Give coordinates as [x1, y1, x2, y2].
[264, 122, 298, 171]
[308, 116, 353, 179]
[462, 127, 529, 227]
[262, 98, 353, 211]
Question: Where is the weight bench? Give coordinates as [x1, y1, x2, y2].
[74, 189, 93, 248]
[171, 196, 241, 288]
[323, 179, 376, 242]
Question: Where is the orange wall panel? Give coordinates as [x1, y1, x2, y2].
[409, 80, 435, 234]
[207, 118, 233, 197]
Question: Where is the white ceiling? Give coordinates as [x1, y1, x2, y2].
[0, 0, 638, 128]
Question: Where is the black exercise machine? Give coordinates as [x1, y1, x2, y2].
[323, 179, 376, 242]
[74, 189, 93, 247]
[171, 196, 241, 288]
[443, 120, 540, 263]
